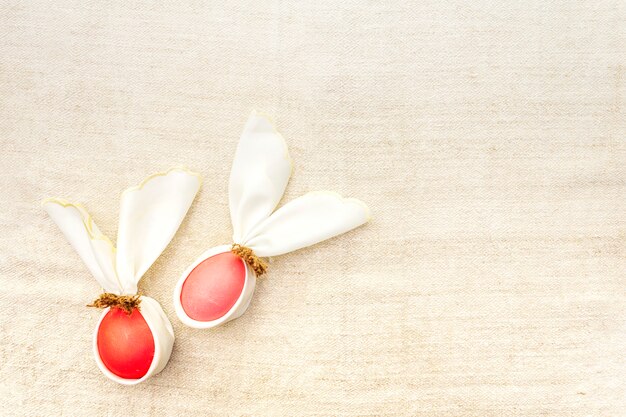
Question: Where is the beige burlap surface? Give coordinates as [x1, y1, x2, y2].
[1, 1, 624, 416]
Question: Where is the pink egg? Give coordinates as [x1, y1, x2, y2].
[180, 252, 246, 322]
[97, 307, 155, 380]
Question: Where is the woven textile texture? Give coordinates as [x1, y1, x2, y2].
[1, 1, 624, 416]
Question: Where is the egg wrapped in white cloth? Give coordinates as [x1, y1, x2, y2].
[173, 113, 370, 329]
[43, 168, 201, 385]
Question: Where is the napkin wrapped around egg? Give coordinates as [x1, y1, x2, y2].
[44, 168, 201, 384]
[174, 113, 369, 329]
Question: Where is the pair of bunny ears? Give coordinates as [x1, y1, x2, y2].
[44, 112, 370, 299]
[43, 169, 202, 297]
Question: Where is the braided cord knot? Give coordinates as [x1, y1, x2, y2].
[231, 244, 268, 277]
[87, 293, 141, 315]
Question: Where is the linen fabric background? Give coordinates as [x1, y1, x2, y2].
[1, 1, 624, 416]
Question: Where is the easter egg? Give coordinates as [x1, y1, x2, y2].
[180, 251, 246, 322]
[96, 307, 155, 380]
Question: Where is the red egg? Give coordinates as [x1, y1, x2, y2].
[97, 307, 155, 380]
[180, 251, 246, 322]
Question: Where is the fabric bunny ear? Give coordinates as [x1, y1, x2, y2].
[229, 111, 293, 244]
[240, 191, 371, 257]
[43, 199, 121, 294]
[115, 168, 201, 294]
